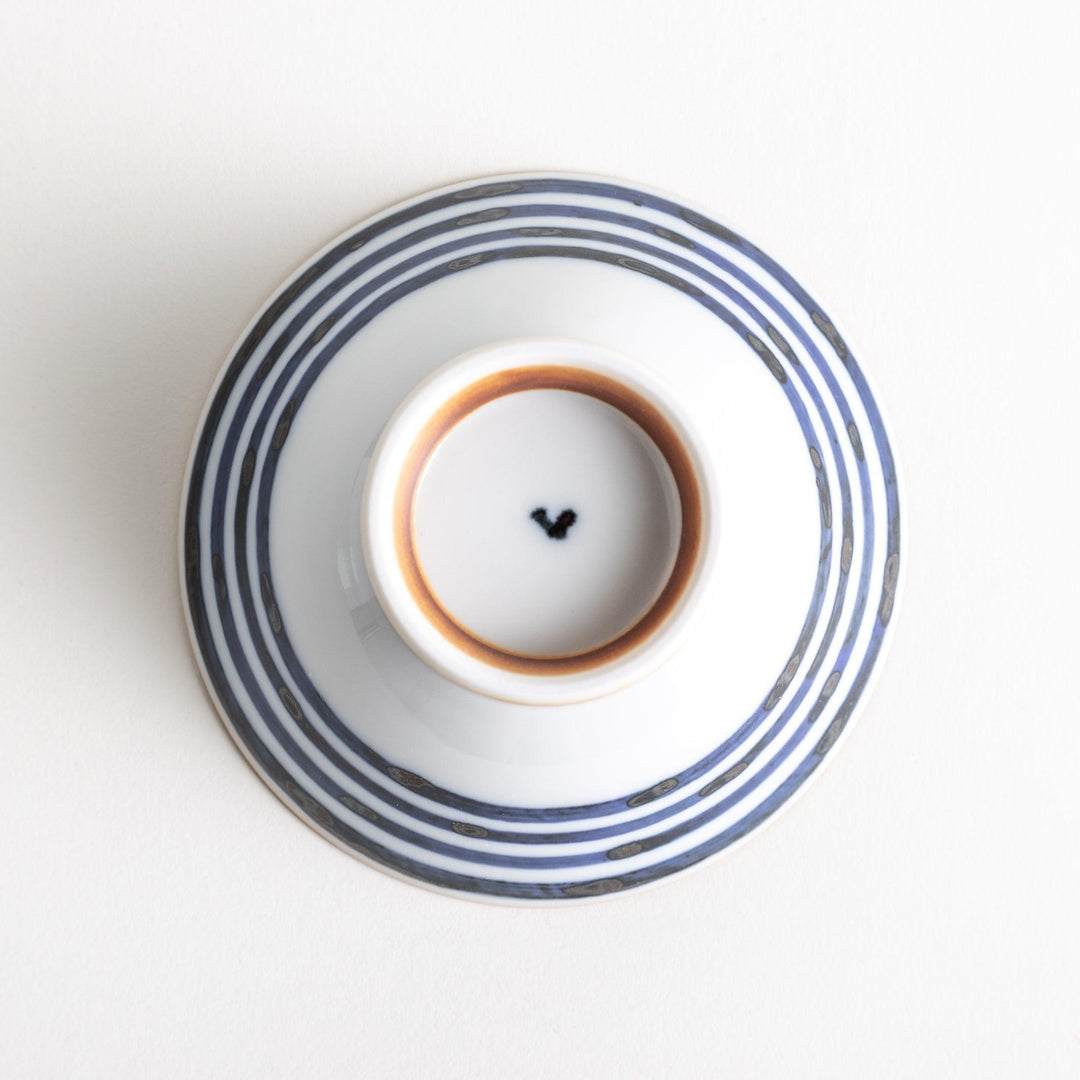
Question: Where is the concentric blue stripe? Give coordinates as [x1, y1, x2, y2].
[204, 223, 859, 842]
[234, 235, 849, 817]
[228, 220, 856, 803]
[182, 176, 899, 898]
[240, 227, 864, 816]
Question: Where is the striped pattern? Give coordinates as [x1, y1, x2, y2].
[181, 175, 901, 902]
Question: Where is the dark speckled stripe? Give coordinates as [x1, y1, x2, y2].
[229, 223, 855, 814]
[196, 237, 849, 865]
[228, 236, 853, 842]
[198, 217, 872, 859]
[183, 176, 900, 898]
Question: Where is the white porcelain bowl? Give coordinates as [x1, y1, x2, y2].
[181, 173, 902, 903]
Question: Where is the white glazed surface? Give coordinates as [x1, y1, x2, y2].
[414, 389, 678, 655]
[180, 174, 898, 901]
[281, 258, 820, 806]
[360, 337, 719, 705]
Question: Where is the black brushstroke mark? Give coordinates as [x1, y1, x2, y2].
[530, 507, 577, 539]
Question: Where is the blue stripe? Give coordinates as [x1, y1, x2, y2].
[222, 222, 852, 817]
[228, 237, 867, 860]
[204, 224, 859, 845]
[182, 177, 899, 896]
[220, 236, 849, 840]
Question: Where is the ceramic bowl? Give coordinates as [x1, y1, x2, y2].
[360, 336, 720, 706]
[181, 173, 902, 903]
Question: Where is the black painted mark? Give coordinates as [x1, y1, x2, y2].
[562, 878, 623, 898]
[448, 253, 486, 271]
[455, 207, 509, 227]
[284, 780, 334, 828]
[255, 333, 290, 380]
[818, 670, 842, 702]
[387, 766, 430, 791]
[271, 400, 296, 451]
[278, 686, 304, 722]
[698, 760, 750, 798]
[817, 475, 832, 529]
[339, 795, 377, 822]
[879, 551, 900, 626]
[453, 182, 521, 200]
[840, 530, 854, 574]
[746, 331, 788, 384]
[211, 554, 227, 604]
[811, 310, 849, 360]
[184, 521, 198, 568]
[617, 255, 661, 277]
[627, 777, 679, 808]
[815, 698, 857, 756]
[260, 572, 282, 633]
[678, 208, 742, 247]
[606, 829, 679, 860]
[766, 324, 799, 364]
[531, 507, 577, 539]
[847, 421, 865, 461]
[308, 312, 338, 346]
[652, 224, 695, 249]
[764, 651, 803, 711]
[451, 821, 489, 838]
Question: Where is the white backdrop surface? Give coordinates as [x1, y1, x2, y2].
[1, 2, 1077, 1076]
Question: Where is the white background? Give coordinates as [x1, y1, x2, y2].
[2, 1, 1077, 1076]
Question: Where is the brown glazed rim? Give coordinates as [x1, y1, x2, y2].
[393, 365, 704, 676]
